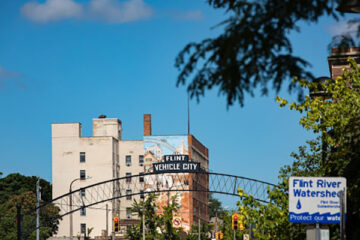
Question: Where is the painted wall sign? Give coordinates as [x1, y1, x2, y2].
[143, 135, 191, 231]
[289, 177, 346, 223]
[153, 161, 200, 173]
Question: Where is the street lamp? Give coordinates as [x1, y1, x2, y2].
[309, 77, 334, 167]
[69, 176, 91, 239]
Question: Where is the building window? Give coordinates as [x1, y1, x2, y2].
[140, 190, 144, 199]
[126, 207, 132, 219]
[80, 152, 86, 162]
[80, 207, 86, 216]
[80, 170, 86, 180]
[126, 155, 131, 166]
[80, 189, 86, 197]
[139, 172, 144, 183]
[126, 173, 131, 183]
[81, 223, 86, 234]
[126, 189, 132, 200]
[139, 155, 144, 166]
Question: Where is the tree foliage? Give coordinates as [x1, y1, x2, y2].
[175, 0, 359, 106]
[0, 173, 60, 240]
[276, 58, 360, 239]
[0, 173, 52, 203]
[235, 138, 332, 240]
[126, 194, 186, 240]
[0, 191, 60, 240]
[231, 59, 360, 240]
[185, 222, 212, 240]
[208, 194, 225, 218]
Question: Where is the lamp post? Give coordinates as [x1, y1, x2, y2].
[69, 176, 91, 239]
[69, 178, 80, 239]
[310, 77, 334, 240]
[309, 76, 333, 166]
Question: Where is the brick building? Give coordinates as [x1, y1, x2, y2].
[328, 47, 360, 79]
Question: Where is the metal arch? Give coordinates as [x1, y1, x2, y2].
[22, 171, 278, 238]
[41, 171, 277, 216]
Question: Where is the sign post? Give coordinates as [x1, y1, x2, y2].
[339, 189, 345, 240]
[289, 177, 346, 239]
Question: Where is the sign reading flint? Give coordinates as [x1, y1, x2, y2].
[289, 177, 346, 224]
[164, 154, 189, 162]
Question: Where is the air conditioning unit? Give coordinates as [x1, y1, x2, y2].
[126, 163, 131, 166]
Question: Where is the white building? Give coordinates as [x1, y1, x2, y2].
[52, 117, 145, 238]
[52, 114, 209, 239]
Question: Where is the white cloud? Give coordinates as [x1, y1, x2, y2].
[0, 66, 25, 89]
[328, 20, 359, 36]
[21, 0, 83, 23]
[89, 0, 153, 23]
[21, 0, 153, 24]
[0, 66, 22, 79]
[171, 10, 204, 21]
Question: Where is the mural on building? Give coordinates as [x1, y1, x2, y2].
[143, 135, 191, 231]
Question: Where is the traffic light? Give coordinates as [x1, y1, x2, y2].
[113, 216, 119, 232]
[239, 215, 245, 231]
[239, 221, 245, 231]
[232, 213, 239, 230]
[215, 232, 223, 239]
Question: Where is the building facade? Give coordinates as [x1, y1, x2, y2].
[328, 47, 360, 79]
[52, 114, 209, 238]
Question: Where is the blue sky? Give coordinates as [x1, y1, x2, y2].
[0, 0, 350, 192]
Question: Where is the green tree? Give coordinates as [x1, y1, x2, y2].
[175, 0, 358, 107]
[0, 191, 60, 240]
[126, 194, 161, 240]
[233, 139, 325, 240]
[126, 194, 185, 240]
[0, 173, 52, 203]
[217, 210, 242, 240]
[186, 221, 213, 240]
[230, 59, 360, 240]
[158, 196, 182, 240]
[208, 194, 224, 218]
[276, 58, 360, 239]
[0, 173, 59, 239]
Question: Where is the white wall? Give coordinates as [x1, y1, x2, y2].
[52, 122, 117, 238]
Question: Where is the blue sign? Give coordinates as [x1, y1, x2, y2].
[289, 177, 346, 224]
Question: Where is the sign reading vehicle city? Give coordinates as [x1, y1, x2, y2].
[153, 154, 200, 173]
[289, 177, 346, 224]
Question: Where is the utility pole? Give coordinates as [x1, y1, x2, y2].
[142, 199, 145, 240]
[17, 204, 22, 240]
[36, 179, 41, 240]
[198, 205, 201, 240]
[215, 211, 218, 233]
[187, 93, 190, 135]
[106, 204, 108, 240]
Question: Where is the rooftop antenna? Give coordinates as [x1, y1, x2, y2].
[187, 92, 190, 135]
